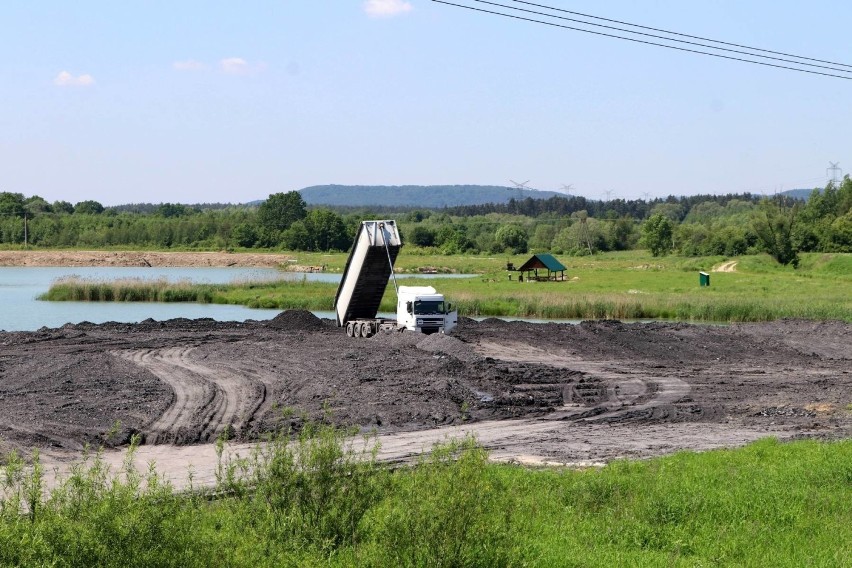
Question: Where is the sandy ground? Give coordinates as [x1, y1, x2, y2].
[0, 250, 293, 268]
[1, 314, 849, 488]
[712, 260, 738, 272]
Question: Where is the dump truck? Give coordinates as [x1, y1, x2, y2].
[333, 220, 458, 338]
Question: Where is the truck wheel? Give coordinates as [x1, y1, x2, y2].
[360, 323, 371, 338]
[346, 322, 355, 337]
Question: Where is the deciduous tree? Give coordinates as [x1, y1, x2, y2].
[495, 224, 528, 254]
[0, 192, 26, 217]
[752, 199, 799, 266]
[74, 200, 105, 215]
[304, 209, 348, 251]
[257, 191, 306, 234]
[641, 214, 674, 257]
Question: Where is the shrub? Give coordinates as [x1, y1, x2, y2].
[366, 436, 520, 567]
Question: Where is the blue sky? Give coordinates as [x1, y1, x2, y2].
[1, 1, 849, 205]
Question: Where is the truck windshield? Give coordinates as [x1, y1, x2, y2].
[414, 300, 445, 315]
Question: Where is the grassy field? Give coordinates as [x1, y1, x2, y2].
[1, 430, 849, 567]
[40, 251, 852, 322]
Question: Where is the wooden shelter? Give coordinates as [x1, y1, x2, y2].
[517, 253, 567, 282]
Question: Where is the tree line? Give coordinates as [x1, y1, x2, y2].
[1, 179, 849, 265]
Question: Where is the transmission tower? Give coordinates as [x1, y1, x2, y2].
[508, 179, 531, 200]
[602, 189, 614, 201]
[560, 183, 574, 197]
[641, 192, 651, 201]
[827, 162, 843, 186]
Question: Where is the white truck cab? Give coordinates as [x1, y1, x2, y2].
[397, 285, 457, 334]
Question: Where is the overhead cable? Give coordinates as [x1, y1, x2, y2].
[471, 0, 851, 74]
[503, 0, 852, 70]
[432, 0, 852, 81]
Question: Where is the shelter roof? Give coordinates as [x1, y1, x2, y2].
[518, 253, 566, 272]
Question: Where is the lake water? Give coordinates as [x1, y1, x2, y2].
[0, 267, 474, 332]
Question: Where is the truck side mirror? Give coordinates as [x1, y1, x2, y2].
[406, 301, 413, 314]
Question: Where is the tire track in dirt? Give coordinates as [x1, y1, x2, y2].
[203, 361, 273, 430]
[473, 340, 691, 422]
[114, 347, 267, 444]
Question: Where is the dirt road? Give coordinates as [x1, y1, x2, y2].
[713, 260, 738, 272]
[2, 314, 850, 483]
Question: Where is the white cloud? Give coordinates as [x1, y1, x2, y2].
[364, 0, 413, 18]
[220, 57, 266, 75]
[173, 59, 207, 71]
[220, 57, 248, 74]
[54, 71, 95, 87]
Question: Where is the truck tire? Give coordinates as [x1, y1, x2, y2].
[346, 321, 355, 337]
[360, 322, 371, 338]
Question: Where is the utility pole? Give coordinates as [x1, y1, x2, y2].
[574, 211, 593, 255]
[24, 213, 28, 249]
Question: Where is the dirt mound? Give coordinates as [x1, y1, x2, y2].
[0, 318, 849, 458]
[455, 318, 818, 366]
[266, 310, 328, 331]
[416, 333, 480, 362]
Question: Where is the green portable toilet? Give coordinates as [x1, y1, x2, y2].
[699, 271, 710, 287]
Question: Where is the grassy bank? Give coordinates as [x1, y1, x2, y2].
[1, 430, 850, 567]
[39, 274, 437, 314]
[39, 252, 852, 322]
[40, 277, 225, 303]
[39, 275, 341, 311]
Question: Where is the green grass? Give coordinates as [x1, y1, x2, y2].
[38, 275, 339, 311]
[39, 251, 852, 322]
[40, 277, 221, 303]
[1, 431, 850, 567]
[510, 437, 852, 566]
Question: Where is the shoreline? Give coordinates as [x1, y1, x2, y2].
[0, 250, 294, 268]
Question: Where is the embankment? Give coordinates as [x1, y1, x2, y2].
[0, 250, 293, 268]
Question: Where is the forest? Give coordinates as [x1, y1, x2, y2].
[1, 177, 850, 266]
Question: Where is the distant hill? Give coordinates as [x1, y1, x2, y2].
[298, 185, 562, 208]
[780, 188, 818, 200]
[109, 202, 245, 213]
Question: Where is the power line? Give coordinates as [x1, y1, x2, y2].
[503, 0, 852, 70]
[469, 0, 852, 75]
[432, 0, 852, 81]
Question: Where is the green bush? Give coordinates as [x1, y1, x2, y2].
[0, 442, 216, 567]
[2, 432, 850, 566]
[218, 422, 386, 556]
[364, 436, 520, 567]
